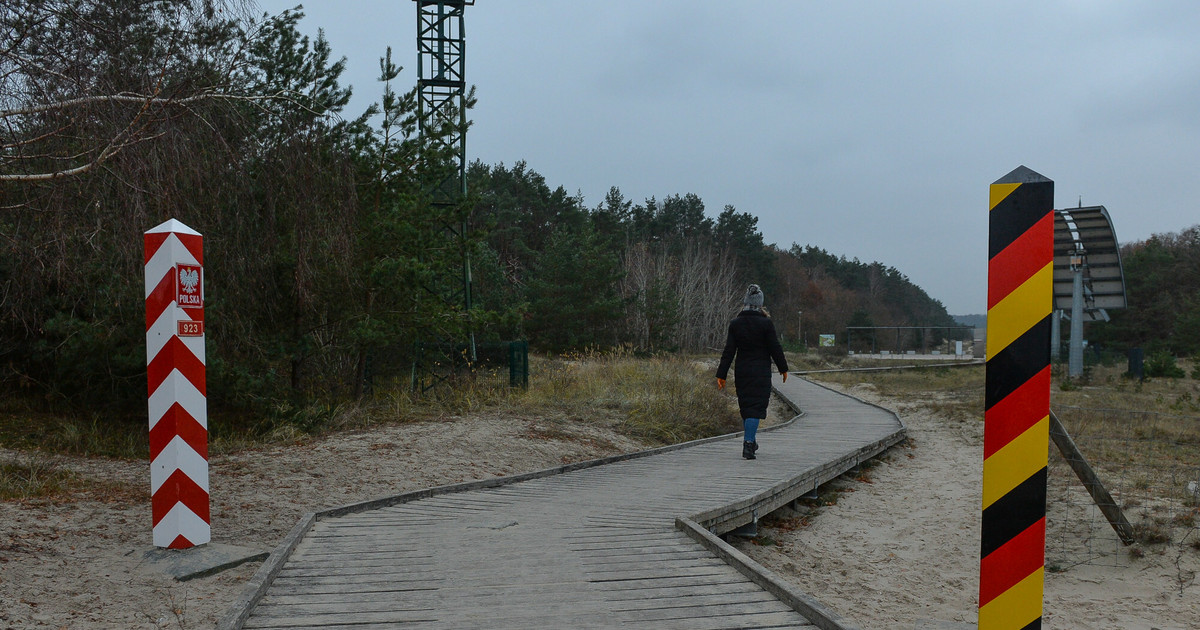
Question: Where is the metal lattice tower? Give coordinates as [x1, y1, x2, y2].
[413, 0, 476, 388]
[416, 0, 472, 206]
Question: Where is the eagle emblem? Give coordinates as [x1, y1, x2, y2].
[179, 268, 200, 294]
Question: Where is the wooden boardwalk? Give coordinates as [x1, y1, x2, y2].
[221, 378, 905, 630]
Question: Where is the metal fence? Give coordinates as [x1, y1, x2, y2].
[1046, 406, 1200, 571]
[844, 325, 976, 356]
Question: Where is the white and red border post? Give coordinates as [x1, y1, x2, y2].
[144, 219, 209, 549]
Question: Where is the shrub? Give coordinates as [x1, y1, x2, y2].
[1145, 351, 1185, 378]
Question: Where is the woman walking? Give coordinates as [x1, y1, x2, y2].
[716, 284, 789, 460]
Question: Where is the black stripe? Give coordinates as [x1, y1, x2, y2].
[981, 468, 1048, 558]
[985, 316, 1051, 411]
[993, 165, 1052, 186]
[1020, 619, 1042, 630]
[989, 179, 1054, 259]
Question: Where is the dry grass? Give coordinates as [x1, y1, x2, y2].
[1054, 360, 1200, 413]
[0, 453, 140, 503]
[2, 351, 743, 460]
[809, 360, 1200, 463]
[0, 457, 75, 501]
[0, 408, 148, 460]
[807, 357, 1200, 553]
[373, 350, 742, 445]
[1050, 363, 1200, 517]
[809, 361, 985, 422]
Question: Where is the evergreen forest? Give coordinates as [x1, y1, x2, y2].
[20, 1, 1177, 425]
[1089, 225, 1200, 357]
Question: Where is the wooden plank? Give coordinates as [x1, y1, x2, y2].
[615, 610, 816, 629]
[242, 609, 440, 628]
[677, 516, 863, 630]
[587, 564, 734, 582]
[604, 581, 765, 600]
[588, 573, 760, 592]
[610, 589, 782, 611]
[616, 599, 795, 620]
[225, 379, 900, 630]
[258, 581, 601, 608]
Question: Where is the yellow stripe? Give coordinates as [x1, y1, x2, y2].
[990, 183, 1021, 211]
[978, 569, 1044, 630]
[982, 415, 1050, 509]
[986, 262, 1052, 357]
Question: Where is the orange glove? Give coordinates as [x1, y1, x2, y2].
[716, 378, 726, 390]
[782, 372, 788, 383]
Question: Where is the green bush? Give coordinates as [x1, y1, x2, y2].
[1145, 351, 1185, 378]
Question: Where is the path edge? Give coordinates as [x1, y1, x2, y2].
[690, 377, 907, 534]
[676, 515, 863, 630]
[674, 376, 906, 629]
[217, 388, 803, 629]
[215, 512, 314, 630]
[219, 376, 907, 630]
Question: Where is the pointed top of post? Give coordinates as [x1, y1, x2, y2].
[145, 218, 201, 236]
[993, 165, 1051, 186]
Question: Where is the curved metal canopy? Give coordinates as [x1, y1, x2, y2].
[1053, 205, 1127, 319]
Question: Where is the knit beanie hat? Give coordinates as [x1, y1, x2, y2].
[744, 284, 764, 307]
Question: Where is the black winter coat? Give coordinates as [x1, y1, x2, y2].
[715, 309, 789, 420]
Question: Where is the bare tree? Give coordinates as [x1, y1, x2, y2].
[0, 0, 266, 185]
[619, 237, 742, 353]
[619, 240, 673, 349]
[674, 240, 738, 352]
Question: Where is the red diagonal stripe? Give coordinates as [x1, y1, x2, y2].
[151, 469, 210, 526]
[984, 365, 1051, 458]
[979, 517, 1046, 607]
[149, 403, 208, 461]
[144, 232, 170, 264]
[182, 307, 204, 323]
[144, 231, 203, 265]
[176, 233, 203, 265]
[147, 336, 206, 396]
[988, 212, 1053, 310]
[167, 534, 196, 549]
[145, 268, 176, 331]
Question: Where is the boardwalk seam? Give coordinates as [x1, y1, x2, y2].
[675, 516, 863, 630]
[314, 383, 808, 522]
[219, 377, 906, 629]
[219, 391, 803, 629]
[691, 377, 905, 534]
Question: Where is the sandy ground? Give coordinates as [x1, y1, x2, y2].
[0, 414, 646, 628]
[2, 387, 1197, 629]
[736, 381, 1200, 630]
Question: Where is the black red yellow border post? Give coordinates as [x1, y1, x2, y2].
[981, 166, 1053, 630]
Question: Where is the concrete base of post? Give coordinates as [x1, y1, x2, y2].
[142, 543, 268, 582]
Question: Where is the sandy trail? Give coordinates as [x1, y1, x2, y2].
[736, 380, 1200, 630]
[2, 387, 1197, 628]
[0, 415, 645, 628]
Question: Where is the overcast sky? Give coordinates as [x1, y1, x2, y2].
[255, 1, 1200, 315]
